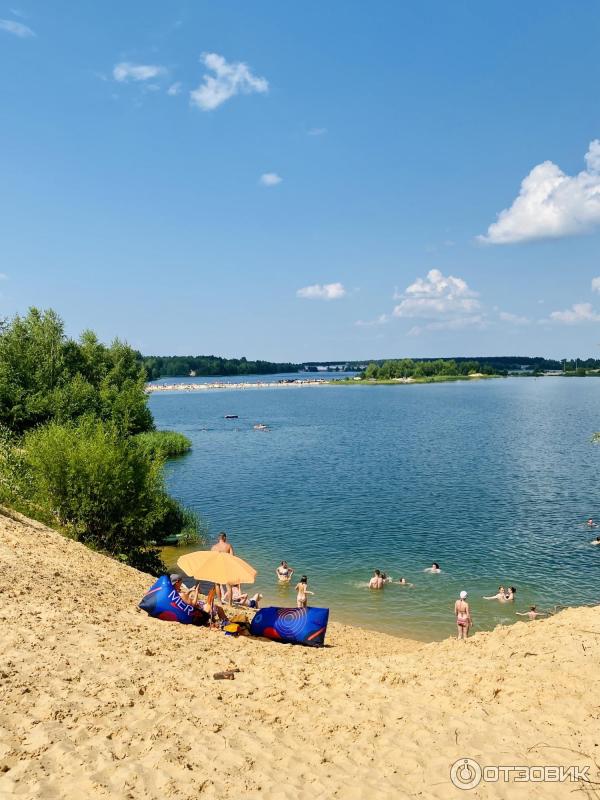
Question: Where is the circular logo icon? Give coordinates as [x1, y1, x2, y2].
[450, 758, 482, 790]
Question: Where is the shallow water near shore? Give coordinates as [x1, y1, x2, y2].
[150, 376, 600, 641]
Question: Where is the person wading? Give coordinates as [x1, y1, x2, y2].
[211, 532, 235, 603]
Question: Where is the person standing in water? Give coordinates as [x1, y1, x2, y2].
[454, 590, 472, 640]
[296, 575, 314, 608]
[211, 532, 234, 603]
[212, 531, 234, 555]
[369, 569, 384, 589]
[276, 561, 294, 582]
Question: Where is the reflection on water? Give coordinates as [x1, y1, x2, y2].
[151, 378, 600, 641]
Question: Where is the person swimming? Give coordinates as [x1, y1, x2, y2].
[483, 585, 506, 601]
[424, 562, 441, 573]
[396, 577, 414, 587]
[591, 536, 600, 545]
[516, 605, 546, 620]
[505, 586, 517, 601]
[587, 518, 598, 528]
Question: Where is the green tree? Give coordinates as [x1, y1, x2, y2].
[363, 362, 380, 379]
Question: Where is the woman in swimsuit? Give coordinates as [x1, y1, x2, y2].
[295, 575, 314, 609]
[276, 561, 294, 582]
[454, 590, 471, 640]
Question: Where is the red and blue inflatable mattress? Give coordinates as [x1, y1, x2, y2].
[249, 606, 329, 646]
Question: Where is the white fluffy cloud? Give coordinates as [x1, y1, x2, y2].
[591, 277, 600, 293]
[259, 173, 282, 187]
[393, 269, 480, 318]
[0, 18, 34, 37]
[389, 269, 483, 336]
[167, 82, 182, 96]
[190, 52, 268, 111]
[549, 303, 600, 324]
[113, 62, 166, 82]
[297, 283, 346, 301]
[479, 140, 600, 244]
[499, 311, 531, 325]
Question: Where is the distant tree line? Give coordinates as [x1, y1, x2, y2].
[361, 359, 498, 380]
[141, 355, 301, 380]
[140, 354, 600, 380]
[0, 309, 202, 573]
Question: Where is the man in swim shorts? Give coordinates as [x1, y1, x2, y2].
[170, 574, 194, 604]
[211, 532, 234, 603]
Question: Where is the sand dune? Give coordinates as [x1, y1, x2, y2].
[1, 509, 599, 799]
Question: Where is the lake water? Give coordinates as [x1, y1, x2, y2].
[149, 377, 600, 641]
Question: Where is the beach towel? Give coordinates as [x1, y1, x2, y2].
[249, 606, 329, 646]
[138, 575, 197, 624]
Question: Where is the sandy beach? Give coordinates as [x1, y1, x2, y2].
[145, 379, 332, 393]
[1, 510, 599, 799]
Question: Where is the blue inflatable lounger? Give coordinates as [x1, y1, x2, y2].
[250, 606, 329, 646]
[139, 575, 199, 624]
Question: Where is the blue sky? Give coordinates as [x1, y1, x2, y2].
[1, 1, 600, 361]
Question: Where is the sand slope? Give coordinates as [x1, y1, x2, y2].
[1, 510, 599, 799]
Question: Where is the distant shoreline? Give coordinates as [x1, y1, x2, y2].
[146, 372, 600, 394]
[145, 374, 500, 393]
[145, 378, 333, 393]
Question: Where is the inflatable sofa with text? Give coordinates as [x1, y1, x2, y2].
[138, 575, 198, 624]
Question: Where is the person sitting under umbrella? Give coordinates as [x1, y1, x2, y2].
[187, 585, 227, 626]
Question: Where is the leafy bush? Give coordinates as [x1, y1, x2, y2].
[135, 430, 192, 459]
[19, 418, 175, 571]
[0, 424, 32, 507]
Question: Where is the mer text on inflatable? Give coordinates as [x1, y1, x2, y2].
[250, 606, 329, 646]
[139, 575, 198, 624]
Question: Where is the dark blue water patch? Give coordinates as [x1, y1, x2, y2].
[150, 378, 600, 640]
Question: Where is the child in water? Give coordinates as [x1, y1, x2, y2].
[295, 575, 314, 608]
[516, 605, 547, 620]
